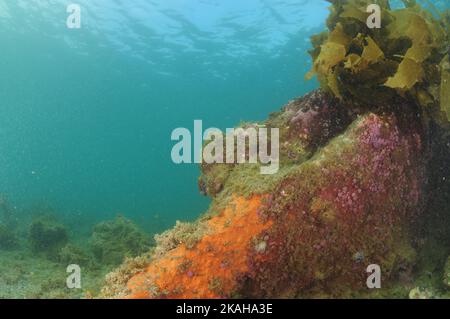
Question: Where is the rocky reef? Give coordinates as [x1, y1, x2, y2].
[101, 0, 450, 299]
[102, 90, 437, 298]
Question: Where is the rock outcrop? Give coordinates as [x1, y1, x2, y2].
[102, 91, 430, 298]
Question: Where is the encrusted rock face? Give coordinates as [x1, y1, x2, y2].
[242, 113, 426, 298]
[284, 90, 354, 149]
[104, 91, 429, 298]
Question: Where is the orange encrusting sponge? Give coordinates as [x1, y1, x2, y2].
[126, 196, 272, 298]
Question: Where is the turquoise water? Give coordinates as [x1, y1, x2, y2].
[0, 0, 328, 232]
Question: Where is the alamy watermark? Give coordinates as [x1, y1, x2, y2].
[366, 264, 381, 289]
[171, 120, 279, 175]
[367, 4, 381, 29]
[66, 4, 81, 29]
[66, 264, 81, 289]
[63, 3, 381, 30]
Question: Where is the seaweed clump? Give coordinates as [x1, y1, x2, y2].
[0, 224, 18, 250]
[29, 215, 68, 258]
[0, 195, 18, 250]
[444, 256, 450, 288]
[90, 215, 151, 265]
[307, 0, 450, 125]
[57, 244, 96, 269]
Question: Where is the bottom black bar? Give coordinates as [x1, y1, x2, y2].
[0, 299, 446, 318]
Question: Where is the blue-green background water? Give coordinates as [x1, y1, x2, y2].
[1, 0, 444, 234]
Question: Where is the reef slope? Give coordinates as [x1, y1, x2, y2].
[103, 91, 429, 298]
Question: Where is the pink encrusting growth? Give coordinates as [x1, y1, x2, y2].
[356, 114, 422, 207]
[285, 90, 352, 149]
[291, 107, 320, 135]
[242, 113, 427, 298]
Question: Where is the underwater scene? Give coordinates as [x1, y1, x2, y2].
[1, 0, 450, 300]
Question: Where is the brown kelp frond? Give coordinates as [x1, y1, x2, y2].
[308, 0, 450, 125]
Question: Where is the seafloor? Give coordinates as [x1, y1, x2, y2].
[0, 211, 153, 298]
